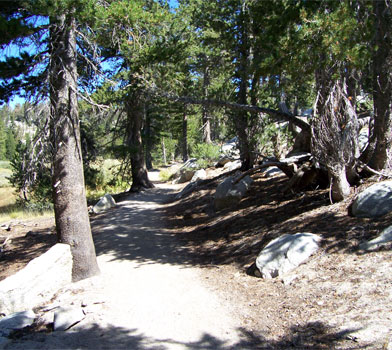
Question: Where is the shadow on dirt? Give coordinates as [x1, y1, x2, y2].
[91, 185, 195, 267]
[91, 174, 392, 270]
[8, 322, 366, 349]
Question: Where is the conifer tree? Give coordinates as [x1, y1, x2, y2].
[0, 0, 100, 281]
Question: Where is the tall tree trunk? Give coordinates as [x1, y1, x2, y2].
[161, 137, 167, 165]
[235, 1, 254, 170]
[126, 93, 154, 191]
[202, 65, 212, 144]
[182, 107, 189, 162]
[312, 67, 358, 201]
[369, 0, 392, 170]
[144, 107, 153, 170]
[49, 12, 99, 282]
[330, 167, 351, 202]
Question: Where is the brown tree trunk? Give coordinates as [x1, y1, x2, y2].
[369, 0, 392, 170]
[182, 108, 189, 162]
[312, 66, 358, 201]
[202, 66, 212, 144]
[330, 168, 351, 203]
[126, 94, 154, 191]
[161, 137, 167, 165]
[144, 107, 153, 170]
[49, 12, 99, 282]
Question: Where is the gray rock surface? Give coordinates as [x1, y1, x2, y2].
[223, 160, 242, 172]
[54, 307, 85, 331]
[264, 166, 284, 177]
[175, 181, 200, 200]
[93, 194, 116, 214]
[173, 169, 196, 184]
[215, 156, 233, 168]
[256, 233, 321, 279]
[191, 169, 207, 182]
[221, 137, 239, 155]
[214, 175, 253, 210]
[0, 310, 36, 337]
[351, 181, 392, 218]
[0, 336, 9, 349]
[359, 225, 392, 252]
[281, 152, 311, 164]
[0, 244, 72, 315]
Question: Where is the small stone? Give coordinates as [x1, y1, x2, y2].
[54, 307, 85, 331]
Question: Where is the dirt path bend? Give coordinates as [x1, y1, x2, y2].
[6, 175, 253, 350]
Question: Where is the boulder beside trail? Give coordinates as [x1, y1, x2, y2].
[191, 169, 207, 182]
[93, 194, 116, 214]
[255, 233, 321, 279]
[0, 310, 36, 337]
[351, 181, 392, 218]
[0, 244, 72, 315]
[359, 225, 392, 252]
[214, 175, 253, 211]
[172, 158, 199, 184]
[223, 160, 242, 172]
[54, 306, 86, 331]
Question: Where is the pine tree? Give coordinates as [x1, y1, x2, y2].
[5, 128, 16, 160]
[1, 0, 100, 281]
[0, 117, 6, 160]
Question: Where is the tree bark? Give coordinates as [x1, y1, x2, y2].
[144, 107, 153, 170]
[182, 108, 189, 162]
[202, 65, 212, 144]
[330, 167, 351, 203]
[49, 12, 99, 282]
[369, 0, 392, 170]
[126, 93, 154, 191]
[161, 137, 167, 165]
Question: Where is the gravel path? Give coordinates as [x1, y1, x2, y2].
[6, 174, 249, 349]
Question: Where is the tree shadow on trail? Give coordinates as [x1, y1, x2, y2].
[91, 186, 196, 267]
[9, 321, 367, 349]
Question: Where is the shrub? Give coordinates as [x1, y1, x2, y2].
[191, 143, 221, 162]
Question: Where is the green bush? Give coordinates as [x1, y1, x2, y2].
[258, 118, 294, 159]
[191, 143, 221, 162]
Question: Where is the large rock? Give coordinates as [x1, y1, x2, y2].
[359, 225, 392, 252]
[172, 159, 198, 184]
[221, 137, 239, 155]
[215, 156, 233, 168]
[173, 169, 196, 184]
[255, 233, 321, 279]
[191, 169, 207, 182]
[0, 310, 36, 337]
[351, 181, 392, 218]
[281, 152, 311, 164]
[223, 160, 242, 172]
[264, 166, 284, 178]
[214, 175, 253, 210]
[0, 244, 72, 315]
[175, 181, 200, 200]
[93, 194, 116, 214]
[54, 306, 85, 331]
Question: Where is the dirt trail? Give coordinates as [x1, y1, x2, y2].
[6, 172, 252, 350]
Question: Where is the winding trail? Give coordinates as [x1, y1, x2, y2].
[8, 172, 252, 349]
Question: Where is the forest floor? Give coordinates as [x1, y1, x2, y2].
[0, 167, 392, 349]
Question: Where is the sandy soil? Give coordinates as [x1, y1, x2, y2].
[1, 168, 392, 349]
[1, 174, 256, 349]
